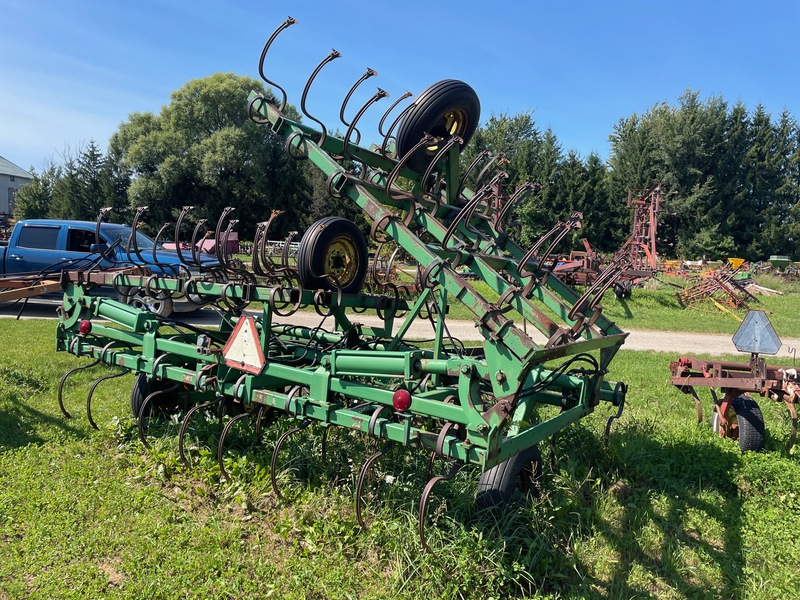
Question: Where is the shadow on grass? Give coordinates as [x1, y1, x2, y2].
[0, 388, 87, 449]
[585, 422, 744, 599]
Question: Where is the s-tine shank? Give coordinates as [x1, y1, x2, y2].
[258, 16, 298, 113]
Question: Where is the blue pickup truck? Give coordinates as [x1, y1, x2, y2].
[0, 219, 210, 317]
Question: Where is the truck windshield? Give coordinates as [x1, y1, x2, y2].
[103, 227, 161, 251]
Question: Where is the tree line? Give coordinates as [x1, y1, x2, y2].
[14, 73, 800, 261]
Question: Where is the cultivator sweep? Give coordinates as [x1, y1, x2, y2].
[55, 18, 628, 547]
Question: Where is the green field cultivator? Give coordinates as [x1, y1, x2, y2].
[55, 18, 628, 549]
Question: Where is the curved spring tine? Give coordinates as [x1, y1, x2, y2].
[784, 398, 797, 453]
[213, 206, 236, 264]
[519, 212, 583, 279]
[342, 88, 389, 160]
[603, 381, 628, 448]
[378, 91, 412, 138]
[94, 207, 117, 265]
[456, 150, 491, 199]
[441, 185, 490, 253]
[380, 95, 416, 158]
[57, 358, 102, 419]
[418, 460, 464, 553]
[420, 135, 464, 202]
[251, 222, 269, 277]
[257, 16, 298, 113]
[270, 419, 312, 501]
[86, 369, 129, 430]
[190, 219, 209, 269]
[152, 221, 183, 278]
[339, 68, 377, 146]
[217, 411, 258, 481]
[300, 49, 342, 147]
[496, 181, 539, 234]
[178, 396, 224, 467]
[174, 206, 196, 269]
[566, 256, 630, 322]
[136, 383, 183, 449]
[128, 206, 152, 271]
[355, 442, 394, 530]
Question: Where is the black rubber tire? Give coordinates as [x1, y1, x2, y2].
[130, 373, 181, 418]
[613, 280, 632, 300]
[395, 79, 480, 174]
[475, 445, 542, 509]
[732, 395, 766, 452]
[297, 217, 368, 294]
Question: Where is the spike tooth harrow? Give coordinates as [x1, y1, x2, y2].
[55, 18, 629, 548]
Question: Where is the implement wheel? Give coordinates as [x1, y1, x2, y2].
[475, 445, 542, 509]
[396, 80, 480, 174]
[711, 395, 765, 452]
[297, 217, 367, 294]
[130, 373, 182, 418]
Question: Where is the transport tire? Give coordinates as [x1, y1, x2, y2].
[130, 373, 181, 419]
[395, 79, 480, 174]
[297, 217, 367, 294]
[732, 395, 766, 452]
[711, 395, 766, 452]
[613, 280, 632, 300]
[475, 445, 542, 509]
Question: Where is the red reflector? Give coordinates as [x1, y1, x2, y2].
[79, 320, 92, 335]
[392, 389, 412, 412]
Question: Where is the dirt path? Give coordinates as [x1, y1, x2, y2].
[6, 302, 799, 358]
[279, 311, 800, 358]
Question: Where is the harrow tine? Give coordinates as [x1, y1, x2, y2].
[783, 398, 797, 453]
[378, 91, 412, 138]
[355, 442, 394, 530]
[137, 383, 183, 449]
[418, 460, 463, 554]
[342, 88, 389, 161]
[603, 382, 627, 448]
[380, 94, 416, 158]
[178, 396, 224, 467]
[217, 411, 257, 481]
[299, 49, 342, 147]
[339, 68, 377, 146]
[270, 419, 312, 501]
[495, 181, 539, 234]
[257, 16, 298, 113]
[86, 368, 129, 430]
[57, 358, 102, 419]
[174, 206, 196, 271]
[152, 221, 182, 278]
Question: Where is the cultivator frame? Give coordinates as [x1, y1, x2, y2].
[55, 18, 628, 546]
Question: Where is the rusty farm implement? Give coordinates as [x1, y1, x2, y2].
[670, 310, 799, 452]
[54, 18, 629, 548]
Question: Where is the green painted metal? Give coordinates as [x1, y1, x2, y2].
[55, 44, 628, 477]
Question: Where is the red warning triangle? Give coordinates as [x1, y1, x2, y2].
[222, 314, 266, 374]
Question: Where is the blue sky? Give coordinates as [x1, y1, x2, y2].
[2, 1, 799, 172]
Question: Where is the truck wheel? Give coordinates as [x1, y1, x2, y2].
[126, 290, 174, 318]
[476, 445, 542, 509]
[395, 79, 480, 174]
[297, 217, 367, 294]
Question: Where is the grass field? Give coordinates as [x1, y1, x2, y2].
[2, 286, 800, 598]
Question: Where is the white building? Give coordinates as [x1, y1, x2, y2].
[0, 155, 33, 215]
